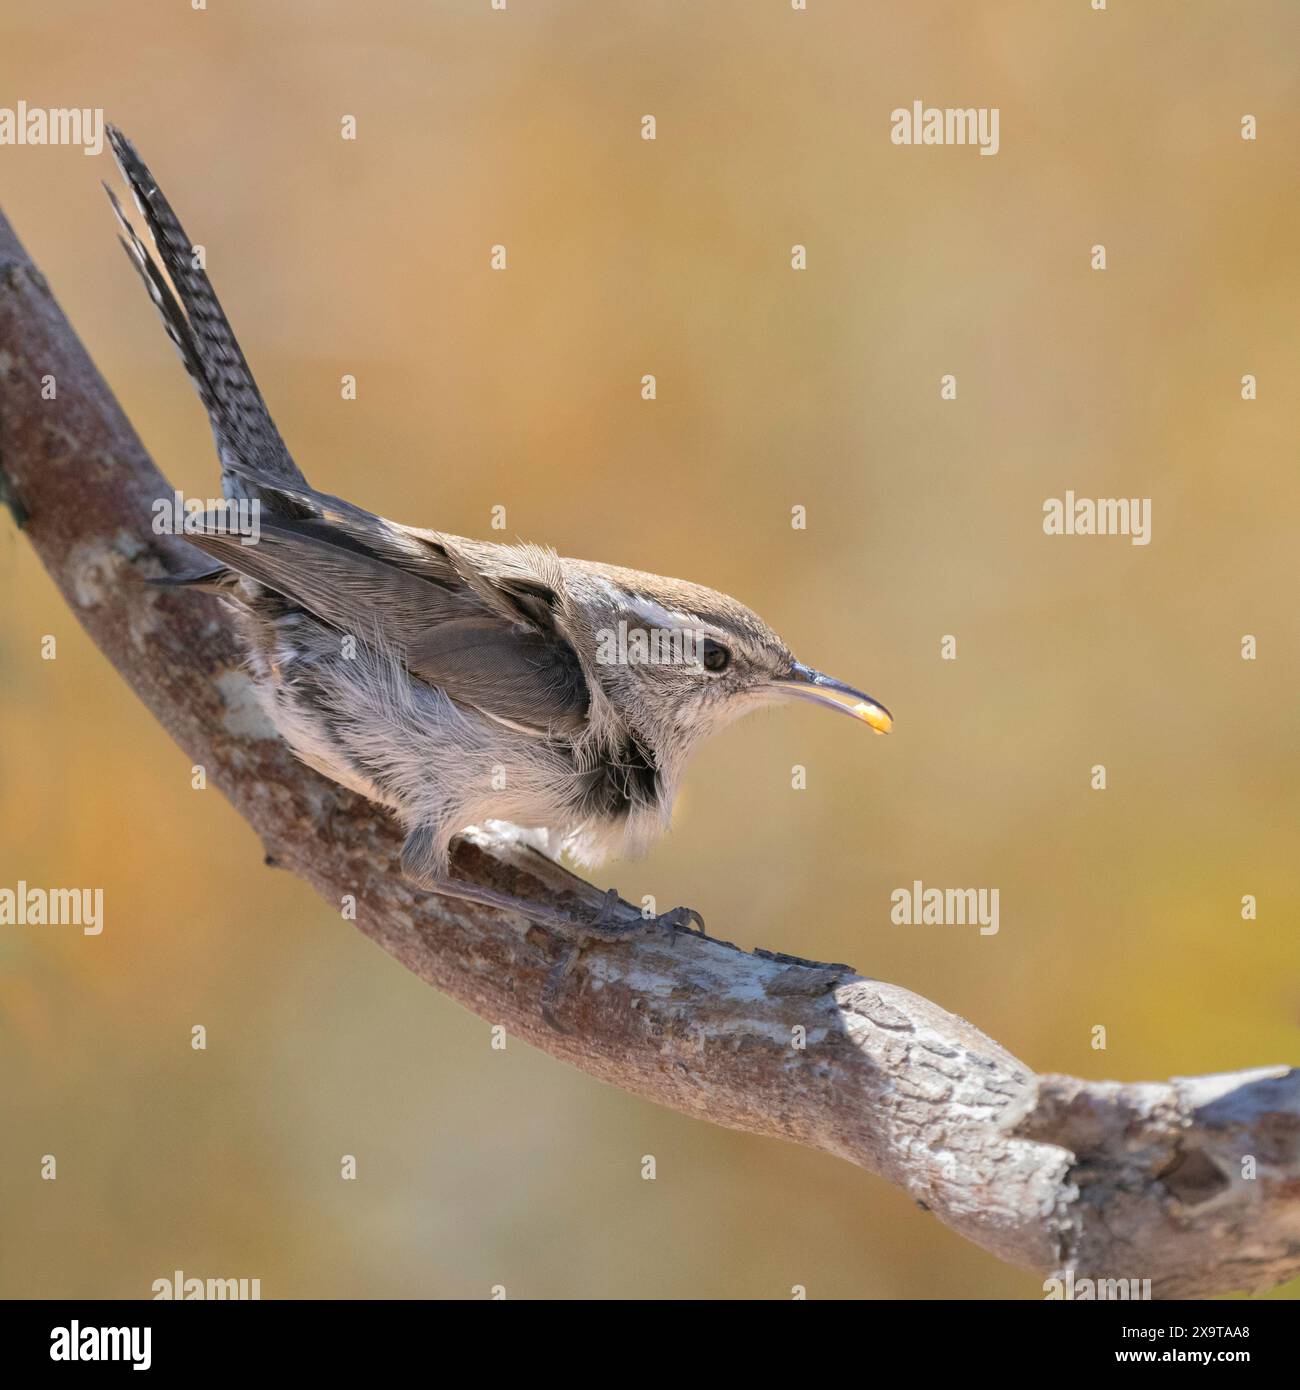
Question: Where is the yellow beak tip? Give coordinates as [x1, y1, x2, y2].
[854, 703, 893, 734]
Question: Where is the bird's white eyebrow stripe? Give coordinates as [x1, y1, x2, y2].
[595, 579, 701, 633]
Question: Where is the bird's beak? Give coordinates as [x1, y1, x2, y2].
[773, 660, 893, 734]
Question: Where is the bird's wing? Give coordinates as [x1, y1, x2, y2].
[185, 517, 591, 734]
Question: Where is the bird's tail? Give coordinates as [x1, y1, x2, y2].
[104, 125, 308, 502]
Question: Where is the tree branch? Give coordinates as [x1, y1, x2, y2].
[2, 204, 1296, 1299]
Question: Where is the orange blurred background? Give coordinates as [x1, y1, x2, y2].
[1, 0, 1296, 1298]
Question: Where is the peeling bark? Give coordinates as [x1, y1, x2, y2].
[2, 205, 1296, 1298]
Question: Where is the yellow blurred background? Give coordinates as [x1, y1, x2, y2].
[1, 0, 1297, 1299]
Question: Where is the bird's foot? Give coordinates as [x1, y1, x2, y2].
[575, 888, 705, 940]
[541, 891, 706, 1029]
[647, 903, 707, 935]
[400, 842, 705, 1028]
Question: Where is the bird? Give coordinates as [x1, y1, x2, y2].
[103, 125, 893, 942]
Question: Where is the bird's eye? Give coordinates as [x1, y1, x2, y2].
[701, 639, 731, 673]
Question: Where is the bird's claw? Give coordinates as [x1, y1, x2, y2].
[579, 891, 705, 939]
[650, 905, 706, 935]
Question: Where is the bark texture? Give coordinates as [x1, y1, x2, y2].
[2, 205, 1296, 1299]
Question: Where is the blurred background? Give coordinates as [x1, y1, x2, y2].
[1, 0, 1297, 1299]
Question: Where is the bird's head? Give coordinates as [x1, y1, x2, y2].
[562, 559, 892, 759]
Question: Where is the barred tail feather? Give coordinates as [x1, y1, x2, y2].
[105, 124, 307, 500]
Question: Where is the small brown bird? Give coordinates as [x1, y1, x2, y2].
[105, 126, 892, 939]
